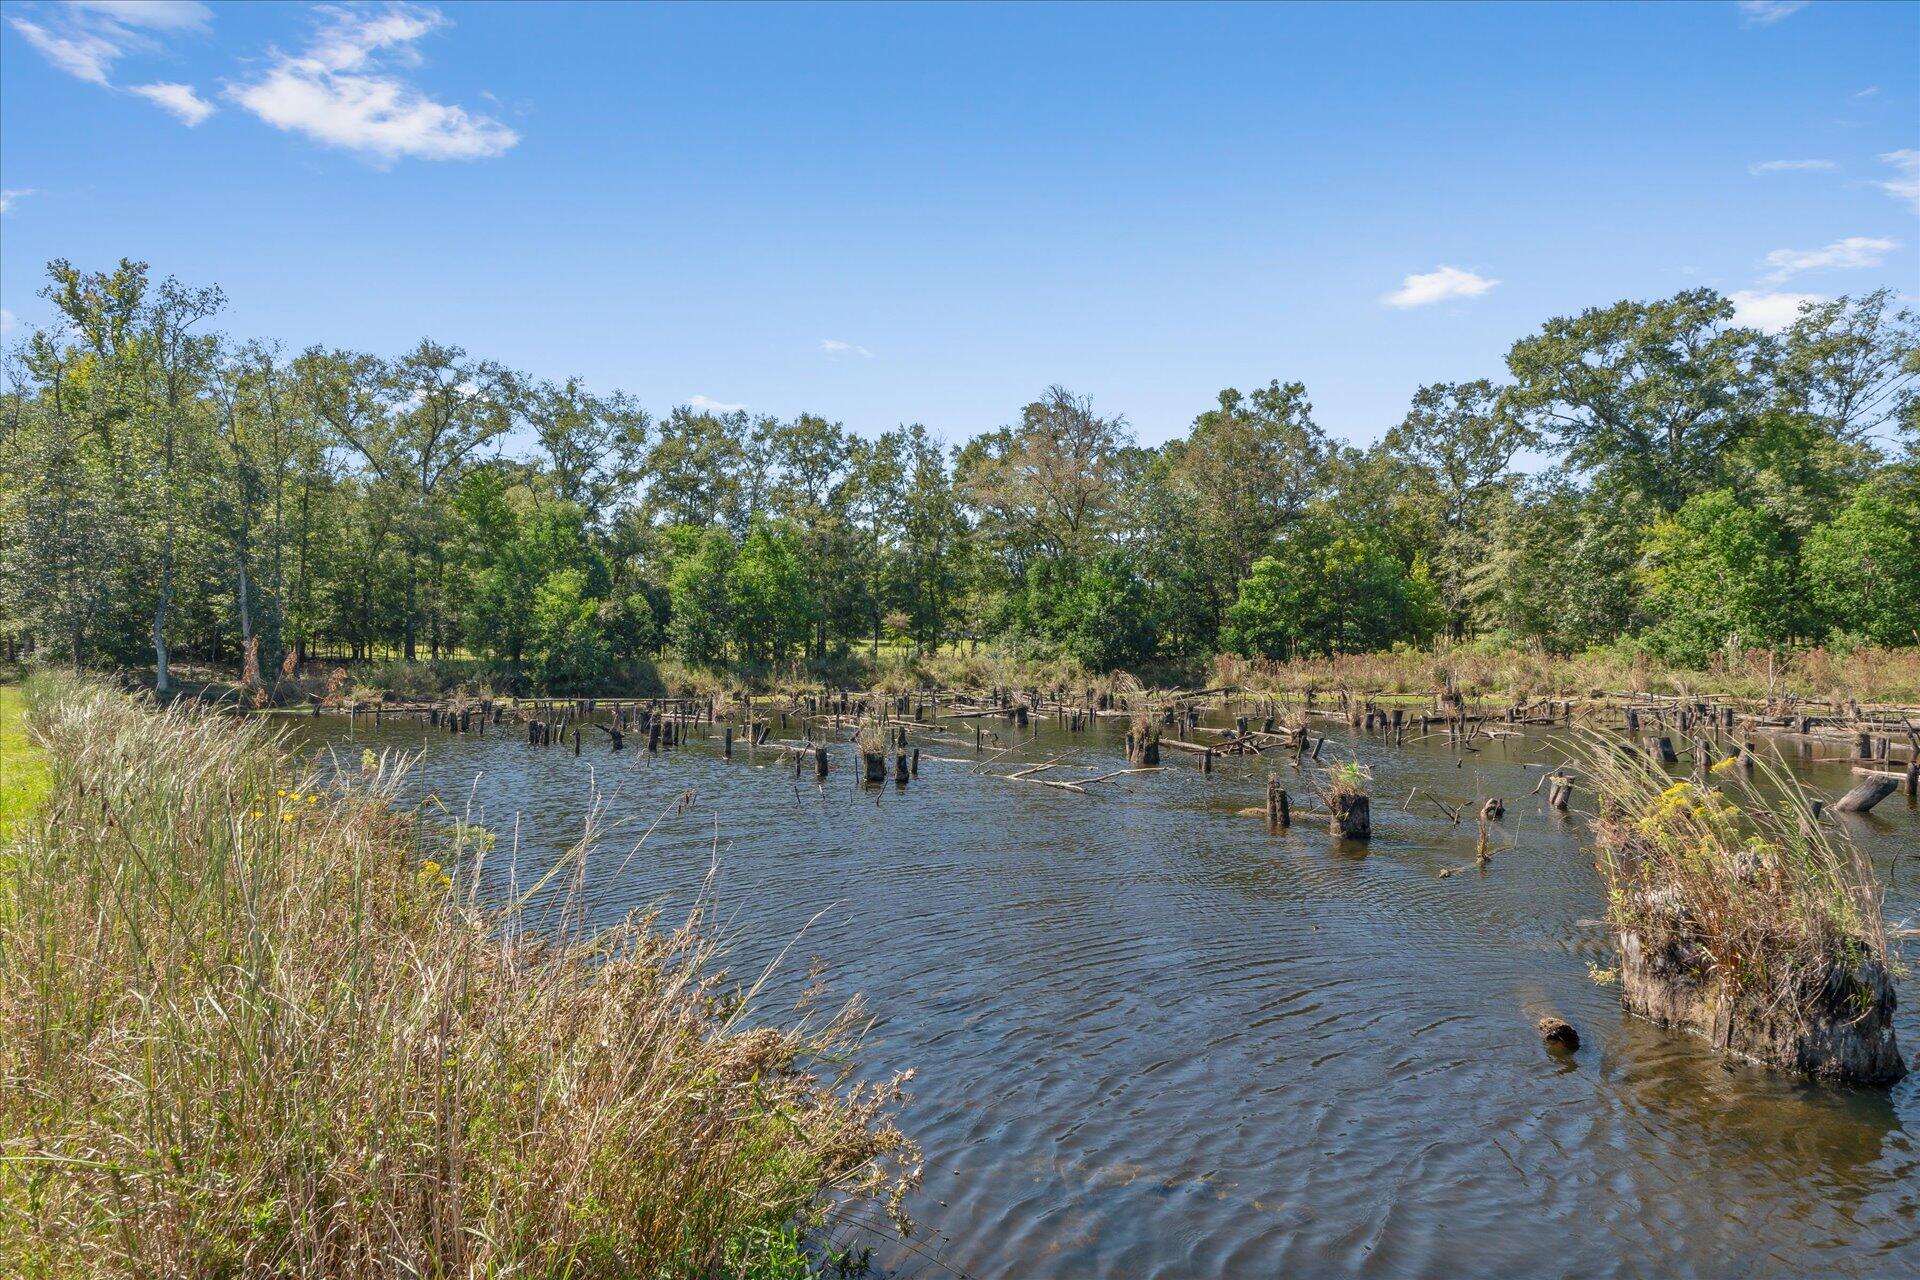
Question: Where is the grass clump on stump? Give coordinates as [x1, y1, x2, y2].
[0, 677, 920, 1278]
[1321, 760, 1372, 839]
[1583, 735, 1905, 1085]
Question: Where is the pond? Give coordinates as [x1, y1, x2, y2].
[297, 707, 1919, 1280]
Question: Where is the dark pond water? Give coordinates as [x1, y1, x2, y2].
[296, 707, 1920, 1280]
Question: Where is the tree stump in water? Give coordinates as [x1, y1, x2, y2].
[1833, 775, 1898, 813]
[1265, 775, 1289, 833]
[861, 751, 887, 784]
[1329, 793, 1370, 839]
[1616, 918, 1905, 1085]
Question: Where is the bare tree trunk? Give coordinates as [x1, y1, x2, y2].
[154, 525, 173, 693]
[236, 541, 254, 658]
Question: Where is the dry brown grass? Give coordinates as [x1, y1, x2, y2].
[1213, 644, 1920, 705]
[0, 677, 918, 1279]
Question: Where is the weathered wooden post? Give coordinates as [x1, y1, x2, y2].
[723, 725, 733, 759]
[815, 745, 829, 779]
[647, 720, 661, 752]
[911, 747, 920, 777]
[895, 751, 909, 785]
[1265, 774, 1289, 833]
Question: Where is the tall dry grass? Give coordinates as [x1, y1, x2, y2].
[1580, 734, 1896, 1006]
[0, 677, 917, 1279]
[1213, 644, 1920, 704]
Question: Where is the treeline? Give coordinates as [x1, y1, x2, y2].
[1, 258, 1916, 692]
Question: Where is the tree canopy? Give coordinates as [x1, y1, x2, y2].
[3, 259, 1915, 690]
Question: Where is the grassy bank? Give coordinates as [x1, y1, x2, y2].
[62, 638, 1920, 712]
[0, 677, 917, 1278]
[0, 685, 49, 842]
[1197, 644, 1920, 706]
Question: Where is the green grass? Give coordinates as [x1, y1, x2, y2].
[0, 676, 918, 1278]
[0, 683, 49, 840]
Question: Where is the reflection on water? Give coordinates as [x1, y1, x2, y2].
[297, 710, 1918, 1280]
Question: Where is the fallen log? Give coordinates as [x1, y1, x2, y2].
[1832, 775, 1899, 814]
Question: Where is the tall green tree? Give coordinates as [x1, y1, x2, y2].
[1506, 289, 1767, 514]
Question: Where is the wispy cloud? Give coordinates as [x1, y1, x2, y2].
[688, 395, 746, 414]
[70, 2, 212, 32]
[819, 338, 873, 358]
[1729, 290, 1823, 332]
[7, 1, 209, 86]
[1383, 265, 1499, 309]
[1875, 150, 1920, 213]
[130, 80, 215, 125]
[1748, 158, 1836, 175]
[1762, 235, 1898, 282]
[0, 308, 15, 338]
[8, 16, 121, 84]
[0, 188, 35, 215]
[1855, 86, 1882, 100]
[1737, 1, 1808, 26]
[227, 4, 517, 164]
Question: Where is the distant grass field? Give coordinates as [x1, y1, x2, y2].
[0, 683, 49, 839]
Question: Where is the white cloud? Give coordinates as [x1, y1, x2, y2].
[7, 1, 208, 86]
[71, 2, 210, 31]
[1855, 86, 1881, 99]
[8, 17, 120, 84]
[227, 4, 517, 164]
[1383, 265, 1499, 309]
[819, 338, 873, 358]
[1762, 235, 1898, 282]
[1729, 290, 1824, 332]
[1875, 150, 1920, 213]
[1, 308, 15, 338]
[129, 80, 214, 125]
[1748, 158, 1836, 174]
[1737, 1, 1807, 25]
[688, 395, 746, 414]
[0, 188, 34, 214]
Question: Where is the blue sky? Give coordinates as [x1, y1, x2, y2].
[3, 0, 1917, 449]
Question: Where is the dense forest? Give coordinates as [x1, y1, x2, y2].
[2, 258, 1916, 693]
